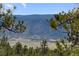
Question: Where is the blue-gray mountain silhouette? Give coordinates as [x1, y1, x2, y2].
[8, 14, 67, 40]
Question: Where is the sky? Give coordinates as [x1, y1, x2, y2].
[2, 3, 79, 15]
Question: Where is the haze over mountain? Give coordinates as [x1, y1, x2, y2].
[7, 14, 67, 41]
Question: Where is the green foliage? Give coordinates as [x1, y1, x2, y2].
[13, 42, 22, 55]
[28, 47, 34, 56]
[50, 20, 57, 30]
[0, 4, 26, 56]
[15, 20, 26, 33]
[34, 47, 40, 56]
[50, 8, 79, 56]
[40, 40, 49, 56]
[52, 40, 71, 56]
[0, 37, 79, 56]
[0, 4, 26, 33]
[1, 4, 79, 56]
[50, 8, 79, 45]
[0, 35, 12, 55]
[22, 45, 28, 55]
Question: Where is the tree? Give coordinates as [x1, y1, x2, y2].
[4, 42, 12, 56]
[0, 35, 13, 56]
[52, 40, 71, 56]
[22, 45, 28, 55]
[14, 42, 22, 55]
[28, 47, 34, 56]
[0, 34, 8, 47]
[34, 47, 40, 56]
[50, 8, 79, 45]
[0, 4, 26, 56]
[0, 4, 26, 34]
[40, 40, 48, 56]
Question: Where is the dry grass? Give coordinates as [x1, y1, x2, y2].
[8, 39, 57, 50]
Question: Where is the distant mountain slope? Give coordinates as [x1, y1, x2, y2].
[8, 14, 67, 41]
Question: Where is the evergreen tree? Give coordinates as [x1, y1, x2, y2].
[0, 4, 26, 56]
[40, 40, 48, 56]
[50, 8, 79, 45]
[4, 42, 12, 56]
[28, 47, 34, 56]
[22, 45, 28, 55]
[34, 47, 40, 56]
[0, 4, 26, 35]
[14, 42, 22, 56]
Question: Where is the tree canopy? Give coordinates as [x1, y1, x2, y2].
[0, 4, 26, 33]
[50, 8, 79, 45]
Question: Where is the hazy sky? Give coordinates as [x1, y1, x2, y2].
[3, 3, 79, 15]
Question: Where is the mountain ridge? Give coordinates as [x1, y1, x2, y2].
[7, 14, 67, 41]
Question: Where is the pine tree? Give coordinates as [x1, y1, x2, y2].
[0, 4, 26, 34]
[0, 4, 26, 56]
[28, 47, 35, 56]
[22, 45, 28, 55]
[40, 40, 48, 56]
[14, 42, 22, 55]
[50, 8, 79, 46]
[34, 47, 40, 56]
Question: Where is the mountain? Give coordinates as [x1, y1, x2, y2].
[7, 14, 67, 41]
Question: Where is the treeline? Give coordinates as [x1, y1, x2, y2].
[0, 36, 51, 56]
[0, 36, 79, 56]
